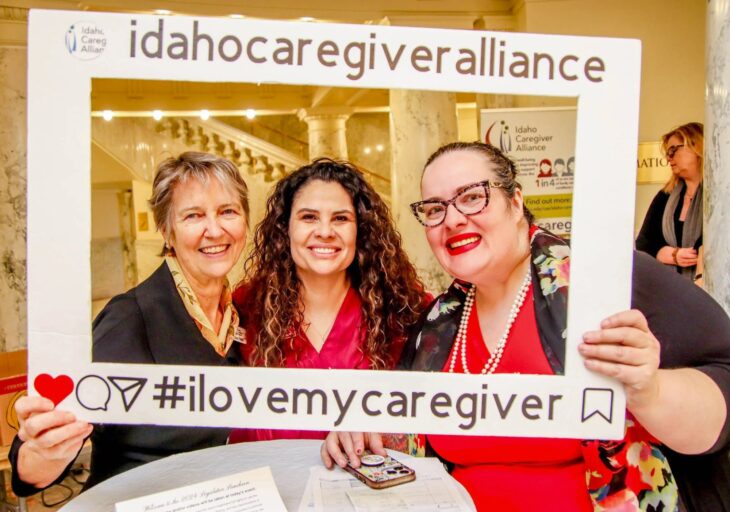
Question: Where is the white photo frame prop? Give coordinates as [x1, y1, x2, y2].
[28, 10, 640, 439]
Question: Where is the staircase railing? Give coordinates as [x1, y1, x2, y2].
[156, 117, 307, 182]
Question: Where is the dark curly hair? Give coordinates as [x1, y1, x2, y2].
[244, 158, 426, 368]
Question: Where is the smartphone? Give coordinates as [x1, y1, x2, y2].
[344, 452, 416, 490]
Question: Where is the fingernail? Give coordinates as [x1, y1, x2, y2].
[356, 448, 362, 455]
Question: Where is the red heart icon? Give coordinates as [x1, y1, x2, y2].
[34, 374, 74, 406]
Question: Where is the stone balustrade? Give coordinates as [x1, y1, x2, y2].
[157, 117, 306, 182]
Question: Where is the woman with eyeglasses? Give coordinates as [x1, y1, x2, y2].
[636, 122, 704, 285]
[322, 142, 730, 511]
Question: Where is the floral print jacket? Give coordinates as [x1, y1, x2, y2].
[399, 227, 678, 512]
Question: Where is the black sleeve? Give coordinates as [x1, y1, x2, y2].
[632, 250, 730, 452]
[8, 434, 85, 497]
[635, 191, 670, 257]
[92, 292, 154, 363]
[9, 294, 151, 496]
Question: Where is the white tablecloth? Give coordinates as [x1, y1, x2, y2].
[59, 439, 475, 511]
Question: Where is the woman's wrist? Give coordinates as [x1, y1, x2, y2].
[672, 247, 679, 265]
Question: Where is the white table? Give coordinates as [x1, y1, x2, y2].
[59, 439, 475, 511]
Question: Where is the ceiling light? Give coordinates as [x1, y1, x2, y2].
[375, 144, 384, 152]
[152, 110, 163, 121]
[229, 14, 245, 19]
[102, 110, 113, 121]
[299, 17, 315, 22]
[244, 109, 256, 120]
[363, 147, 372, 155]
[200, 109, 210, 120]
[154, 9, 172, 15]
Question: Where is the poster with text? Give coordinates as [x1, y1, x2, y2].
[481, 107, 576, 238]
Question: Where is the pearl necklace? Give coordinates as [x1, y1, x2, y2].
[448, 270, 532, 374]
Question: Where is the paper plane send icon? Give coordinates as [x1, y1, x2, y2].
[109, 377, 147, 412]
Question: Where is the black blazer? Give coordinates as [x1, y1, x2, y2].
[11, 263, 243, 495]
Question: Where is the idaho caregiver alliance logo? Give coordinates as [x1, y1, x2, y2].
[484, 121, 513, 153]
[65, 22, 107, 60]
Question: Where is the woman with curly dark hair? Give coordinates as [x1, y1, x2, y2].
[229, 158, 429, 443]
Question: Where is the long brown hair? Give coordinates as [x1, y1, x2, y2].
[244, 158, 426, 368]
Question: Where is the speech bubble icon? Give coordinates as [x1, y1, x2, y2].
[75, 374, 111, 411]
[581, 388, 614, 423]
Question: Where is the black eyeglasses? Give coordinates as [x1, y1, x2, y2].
[666, 144, 684, 159]
[410, 180, 504, 227]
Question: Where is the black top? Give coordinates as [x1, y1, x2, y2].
[10, 263, 243, 496]
[630, 252, 730, 511]
[636, 189, 703, 265]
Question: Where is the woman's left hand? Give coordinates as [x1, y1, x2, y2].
[579, 309, 661, 410]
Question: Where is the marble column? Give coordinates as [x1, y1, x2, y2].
[705, 0, 730, 314]
[297, 107, 353, 160]
[0, 47, 27, 351]
[117, 190, 138, 290]
[390, 89, 458, 293]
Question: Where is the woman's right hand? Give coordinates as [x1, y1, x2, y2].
[15, 396, 92, 488]
[320, 431, 386, 469]
[675, 247, 698, 267]
[658, 246, 698, 267]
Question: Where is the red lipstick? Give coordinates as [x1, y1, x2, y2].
[445, 233, 481, 255]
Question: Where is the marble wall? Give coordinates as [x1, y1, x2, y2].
[91, 237, 126, 300]
[390, 89, 457, 293]
[705, 0, 730, 314]
[0, 47, 27, 352]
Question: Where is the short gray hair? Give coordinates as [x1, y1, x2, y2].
[149, 152, 249, 255]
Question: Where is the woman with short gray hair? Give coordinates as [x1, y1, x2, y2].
[10, 152, 249, 494]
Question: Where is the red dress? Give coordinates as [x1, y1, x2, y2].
[229, 285, 405, 443]
[428, 285, 593, 511]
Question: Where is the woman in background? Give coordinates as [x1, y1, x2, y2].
[229, 158, 427, 444]
[636, 122, 704, 283]
[11, 152, 249, 493]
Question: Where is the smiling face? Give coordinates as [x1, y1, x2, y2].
[288, 179, 357, 282]
[421, 150, 526, 282]
[167, 177, 247, 288]
[666, 134, 701, 181]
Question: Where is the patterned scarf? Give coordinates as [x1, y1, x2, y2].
[400, 227, 678, 511]
[166, 256, 241, 356]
